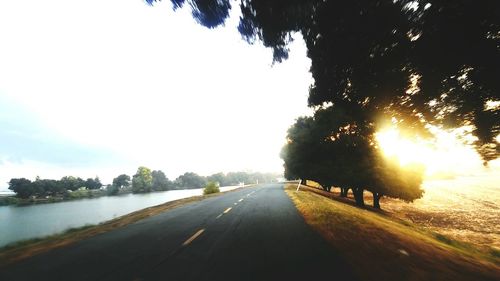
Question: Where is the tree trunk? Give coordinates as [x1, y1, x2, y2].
[340, 187, 349, 197]
[373, 192, 382, 209]
[353, 188, 365, 206]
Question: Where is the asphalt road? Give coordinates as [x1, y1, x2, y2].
[1, 184, 358, 281]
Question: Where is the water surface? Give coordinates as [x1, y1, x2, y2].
[0, 186, 239, 247]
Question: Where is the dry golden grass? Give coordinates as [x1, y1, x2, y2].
[0, 190, 235, 267]
[285, 184, 500, 281]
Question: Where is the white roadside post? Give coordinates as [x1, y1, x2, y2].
[296, 179, 302, 192]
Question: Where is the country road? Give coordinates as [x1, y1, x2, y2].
[1, 184, 358, 281]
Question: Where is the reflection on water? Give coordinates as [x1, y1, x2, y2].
[382, 174, 500, 249]
[0, 186, 239, 247]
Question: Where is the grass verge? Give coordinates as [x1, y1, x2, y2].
[0, 187, 244, 267]
[285, 184, 500, 281]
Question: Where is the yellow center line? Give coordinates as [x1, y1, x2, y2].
[182, 229, 205, 246]
[223, 207, 232, 214]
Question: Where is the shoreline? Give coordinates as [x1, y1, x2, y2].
[0, 184, 251, 266]
[0, 185, 246, 207]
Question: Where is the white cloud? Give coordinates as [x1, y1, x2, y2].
[0, 0, 312, 185]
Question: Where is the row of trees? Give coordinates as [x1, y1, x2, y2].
[281, 107, 425, 209]
[7, 168, 280, 198]
[8, 176, 102, 199]
[110, 167, 279, 194]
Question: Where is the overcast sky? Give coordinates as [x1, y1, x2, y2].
[0, 0, 313, 188]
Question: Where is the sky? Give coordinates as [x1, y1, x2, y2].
[0, 0, 313, 189]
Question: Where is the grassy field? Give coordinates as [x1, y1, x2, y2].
[285, 184, 500, 281]
[302, 177, 500, 250]
[381, 175, 500, 250]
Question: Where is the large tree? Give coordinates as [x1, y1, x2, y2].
[33, 178, 64, 196]
[149, 0, 499, 162]
[207, 172, 228, 187]
[174, 172, 207, 189]
[8, 178, 34, 199]
[132, 167, 153, 193]
[60, 176, 85, 191]
[280, 116, 330, 190]
[151, 170, 172, 191]
[368, 154, 425, 208]
[85, 177, 102, 190]
[112, 174, 131, 188]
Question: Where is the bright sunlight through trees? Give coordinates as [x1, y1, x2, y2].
[375, 126, 489, 177]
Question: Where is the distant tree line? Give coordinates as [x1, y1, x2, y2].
[7, 168, 280, 198]
[8, 176, 102, 199]
[119, 167, 279, 194]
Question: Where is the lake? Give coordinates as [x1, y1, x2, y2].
[0, 186, 240, 247]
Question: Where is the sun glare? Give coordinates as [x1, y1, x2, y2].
[375, 127, 484, 177]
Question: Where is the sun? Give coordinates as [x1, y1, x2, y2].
[375, 127, 484, 177]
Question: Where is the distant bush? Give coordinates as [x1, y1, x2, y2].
[203, 182, 220, 195]
[106, 185, 120, 196]
[67, 189, 91, 199]
[0, 196, 20, 206]
[435, 233, 453, 245]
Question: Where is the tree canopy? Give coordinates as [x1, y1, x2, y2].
[85, 177, 102, 190]
[153, 0, 499, 162]
[132, 166, 154, 193]
[112, 174, 131, 188]
[152, 170, 172, 191]
[60, 176, 85, 191]
[8, 178, 34, 199]
[174, 172, 207, 189]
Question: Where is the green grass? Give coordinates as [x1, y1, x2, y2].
[490, 248, 500, 259]
[0, 196, 20, 206]
[0, 238, 46, 252]
[0, 225, 95, 252]
[285, 184, 500, 281]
